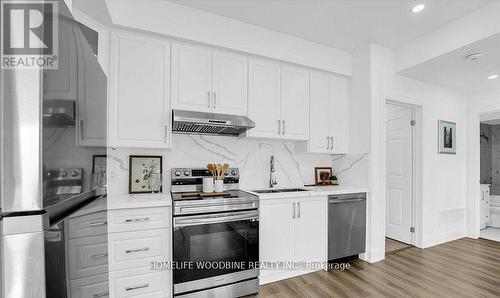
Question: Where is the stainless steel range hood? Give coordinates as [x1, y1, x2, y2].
[172, 110, 255, 137]
[43, 99, 76, 127]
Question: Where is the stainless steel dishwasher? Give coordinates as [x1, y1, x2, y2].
[328, 193, 366, 260]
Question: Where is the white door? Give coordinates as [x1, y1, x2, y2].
[259, 199, 294, 278]
[309, 71, 331, 153]
[171, 43, 212, 112]
[281, 65, 309, 140]
[109, 32, 170, 148]
[212, 50, 248, 115]
[294, 197, 326, 263]
[247, 58, 281, 138]
[386, 104, 413, 244]
[329, 74, 349, 154]
[76, 28, 107, 147]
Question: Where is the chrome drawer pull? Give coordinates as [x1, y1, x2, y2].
[90, 253, 108, 259]
[125, 247, 150, 254]
[92, 292, 109, 298]
[88, 221, 107, 227]
[125, 217, 150, 223]
[125, 283, 149, 291]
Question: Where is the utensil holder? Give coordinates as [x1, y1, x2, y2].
[203, 177, 214, 193]
[214, 180, 224, 193]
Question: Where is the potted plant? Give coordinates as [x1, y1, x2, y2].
[329, 175, 338, 185]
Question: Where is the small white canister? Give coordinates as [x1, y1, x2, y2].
[202, 177, 214, 193]
[214, 180, 224, 193]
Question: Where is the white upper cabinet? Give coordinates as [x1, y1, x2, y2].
[109, 32, 171, 149]
[246, 59, 310, 140]
[75, 28, 107, 147]
[281, 65, 309, 140]
[43, 20, 78, 101]
[303, 71, 349, 154]
[171, 43, 248, 115]
[329, 74, 349, 154]
[171, 43, 212, 112]
[212, 50, 248, 115]
[247, 58, 282, 138]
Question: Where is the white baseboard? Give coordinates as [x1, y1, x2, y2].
[259, 269, 319, 285]
[421, 230, 466, 248]
[359, 249, 384, 263]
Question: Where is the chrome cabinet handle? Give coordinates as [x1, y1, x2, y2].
[297, 202, 301, 218]
[278, 120, 281, 134]
[88, 221, 107, 227]
[125, 284, 149, 292]
[327, 136, 330, 149]
[207, 91, 211, 108]
[92, 292, 109, 298]
[125, 247, 150, 254]
[90, 253, 108, 259]
[329, 137, 333, 150]
[282, 120, 286, 134]
[80, 120, 84, 140]
[125, 217, 150, 223]
[213, 91, 216, 109]
[292, 203, 296, 219]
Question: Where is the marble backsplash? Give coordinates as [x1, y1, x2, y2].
[107, 134, 369, 195]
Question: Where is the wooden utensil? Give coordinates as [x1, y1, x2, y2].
[207, 164, 217, 178]
[222, 163, 229, 177]
[216, 164, 223, 180]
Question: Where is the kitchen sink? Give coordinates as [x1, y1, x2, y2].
[253, 188, 309, 194]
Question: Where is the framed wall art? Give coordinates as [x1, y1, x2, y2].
[438, 120, 456, 154]
[129, 155, 163, 194]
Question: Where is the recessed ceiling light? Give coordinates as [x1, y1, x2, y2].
[412, 4, 425, 13]
[488, 74, 499, 80]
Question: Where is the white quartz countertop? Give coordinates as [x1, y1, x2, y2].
[245, 186, 369, 199]
[108, 193, 172, 210]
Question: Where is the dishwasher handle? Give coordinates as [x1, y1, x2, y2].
[329, 198, 365, 204]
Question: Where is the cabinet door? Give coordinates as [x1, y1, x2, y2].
[247, 58, 281, 138]
[75, 28, 107, 147]
[281, 65, 309, 140]
[171, 43, 212, 113]
[43, 20, 77, 101]
[212, 50, 248, 115]
[329, 74, 349, 154]
[109, 32, 170, 148]
[309, 71, 331, 153]
[294, 196, 326, 263]
[260, 199, 295, 278]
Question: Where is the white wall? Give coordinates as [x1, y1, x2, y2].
[351, 43, 468, 263]
[466, 89, 500, 238]
[104, 0, 351, 75]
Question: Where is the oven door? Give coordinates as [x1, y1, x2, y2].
[173, 210, 259, 294]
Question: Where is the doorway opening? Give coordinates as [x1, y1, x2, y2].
[385, 102, 417, 253]
[479, 111, 500, 242]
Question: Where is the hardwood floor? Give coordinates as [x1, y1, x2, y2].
[385, 237, 411, 253]
[253, 238, 500, 297]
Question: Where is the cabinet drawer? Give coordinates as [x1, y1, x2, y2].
[70, 273, 109, 298]
[69, 235, 108, 279]
[109, 266, 171, 298]
[67, 211, 108, 239]
[109, 229, 170, 272]
[108, 208, 170, 233]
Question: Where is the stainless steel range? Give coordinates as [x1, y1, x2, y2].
[171, 168, 259, 298]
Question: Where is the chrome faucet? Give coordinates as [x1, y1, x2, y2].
[270, 155, 278, 188]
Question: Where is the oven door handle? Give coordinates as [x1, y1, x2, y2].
[174, 211, 259, 227]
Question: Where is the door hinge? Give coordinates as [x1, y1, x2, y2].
[410, 120, 416, 126]
[410, 227, 415, 233]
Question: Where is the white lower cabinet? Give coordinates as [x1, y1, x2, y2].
[259, 196, 326, 284]
[107, 207, 172, 298]
[70, 273, 109, 298]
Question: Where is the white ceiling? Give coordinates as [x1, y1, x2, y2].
[399, 33, 500, 94]
[170, 0, 489, 52]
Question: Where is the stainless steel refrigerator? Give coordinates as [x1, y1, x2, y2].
[1, 0, 108, 297]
